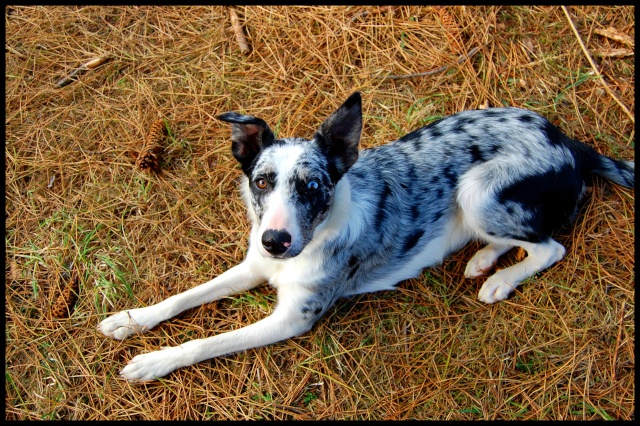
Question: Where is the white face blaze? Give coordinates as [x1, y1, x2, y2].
[257, 183, 301, 257]
[250, 143, 307, 258]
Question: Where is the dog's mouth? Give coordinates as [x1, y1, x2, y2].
[259, 244, 301, 260]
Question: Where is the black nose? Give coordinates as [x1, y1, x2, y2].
[261, 229, 292, 255]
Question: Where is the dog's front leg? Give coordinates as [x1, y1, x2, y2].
[119, 297, 315, 382]
[98, 260, 264, 340]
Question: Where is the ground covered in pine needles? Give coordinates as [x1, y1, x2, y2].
[5, 6, 634, 420]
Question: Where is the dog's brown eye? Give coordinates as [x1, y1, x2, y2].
[255, 178, 267, 189]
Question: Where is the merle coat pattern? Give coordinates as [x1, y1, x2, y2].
[98, 92, 634, 381]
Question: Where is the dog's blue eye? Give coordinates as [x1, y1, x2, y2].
[307, 180, 319, 191]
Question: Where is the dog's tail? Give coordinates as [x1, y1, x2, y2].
[592, 156, 634, 188]
[572, 140, 634, 189]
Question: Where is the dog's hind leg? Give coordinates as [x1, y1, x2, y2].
[98, 260, 264, 340]
[477, 238, 565, 303]
[457, 158, 583, 304]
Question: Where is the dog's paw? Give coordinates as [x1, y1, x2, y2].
[97, 308, 156, 340]
[477, 275, 516, 304]
[464, 252, 497, 279]
[120, 347, 188, 382]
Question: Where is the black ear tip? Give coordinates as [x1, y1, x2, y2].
[216, 112, 267, 127]
[216, 112, 236, 122]
[345, 92, 362, 107]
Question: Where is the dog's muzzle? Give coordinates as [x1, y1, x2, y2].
[261, 229, 292, 256]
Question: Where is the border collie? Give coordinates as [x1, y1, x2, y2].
[98, 92, 634, 381]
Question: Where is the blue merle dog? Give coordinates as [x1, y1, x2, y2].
[99, 92, 634, 381]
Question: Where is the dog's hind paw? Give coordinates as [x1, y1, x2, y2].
[464, 255, 496, 279]
[464, 243, 513, 279]
[477, 275, 517, 304]
[120, 347, 188, 382]
[97, 309, 155, 340]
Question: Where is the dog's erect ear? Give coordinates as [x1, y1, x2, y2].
[217, 112, 276, 174]
[315, 92, 362, 182]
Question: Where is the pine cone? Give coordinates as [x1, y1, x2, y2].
[135, 146, 163, 172]
[51, 273, 79, 319]
[437, 7, 463, 54]
[136, 119, 168, 172]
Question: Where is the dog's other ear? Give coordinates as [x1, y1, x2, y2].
[217, 112, 276, 174]
[315, 92, 362, 182]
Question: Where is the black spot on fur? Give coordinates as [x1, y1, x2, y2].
[443, 165, 457, 185]
[518, 113, 534, 123]
[347, 255, 360, 279]
[374, 182, 392, 225]
[498, 164, 583, 241]
[430, 210, 444, 223]
[468, 144, 485, 163]
[451, 116, 477, 134]
[330, 244, 342, 258]
[451, 121, 466, 134]
[403, 229, 425, 252]
[403, 159, 417, 192]
[347, 264, 359, 280]
[412, 138, 424, 151]
[411, 204, 420, 221]
[428, 125, 443, 139]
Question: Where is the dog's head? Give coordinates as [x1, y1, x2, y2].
[217, 92, 362, 259]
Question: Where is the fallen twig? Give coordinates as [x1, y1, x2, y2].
[561, 6, 634, 127]
[383, 44, 484, 81]
[55, 56, 110, 88]
[594, 27, 634, 48]
[229, 8, 250, 55]
[593, 48, 634, 58]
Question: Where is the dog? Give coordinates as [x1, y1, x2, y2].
[98, 92, 634, 382]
